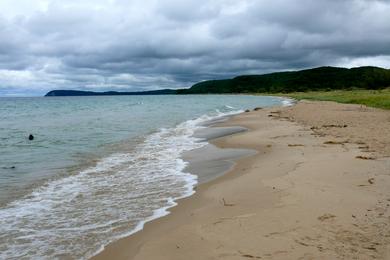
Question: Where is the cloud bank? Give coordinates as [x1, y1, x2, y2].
[1, 0, 390, 95]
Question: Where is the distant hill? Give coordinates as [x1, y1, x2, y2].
[45, 66, 390, 96]
[44, 89, 177, 96]
[178, 66, 390, 94]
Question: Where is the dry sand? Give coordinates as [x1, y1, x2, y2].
[93, 100, 390, 260]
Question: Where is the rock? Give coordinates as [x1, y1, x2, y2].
[245, 109, 250, 112]
[253, 107, 262, 111]
[2, 166, 16, 169]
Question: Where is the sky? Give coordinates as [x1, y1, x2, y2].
[0, 0, 390, 96]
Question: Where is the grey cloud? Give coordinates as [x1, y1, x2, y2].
[0, 0, 390, 96]
[155, 0, 221, 22]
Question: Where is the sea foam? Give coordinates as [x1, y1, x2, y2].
[0, 109, 242, 260]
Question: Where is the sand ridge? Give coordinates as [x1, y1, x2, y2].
[94, 101, 390, 260]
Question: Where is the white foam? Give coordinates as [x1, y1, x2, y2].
[282, 99, 293, 106]
[265, 96, 296, 107]
[280, 97, 296, 107]
[0, 108, 242, 260]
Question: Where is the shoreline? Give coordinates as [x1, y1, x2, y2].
[93, 100, 390, 259]
[90, 110, 260, 259]
[89, 119, 256, 259]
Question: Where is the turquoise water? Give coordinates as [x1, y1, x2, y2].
[0, 95, 285, 259]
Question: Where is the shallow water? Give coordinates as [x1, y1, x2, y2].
[0, 95, 285, 259]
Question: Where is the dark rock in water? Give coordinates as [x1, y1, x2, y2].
[28, 134, 34, 140]
[253, 107, 263, 111]
[245, 109, 250, 112]
[2, 166, 15, 169]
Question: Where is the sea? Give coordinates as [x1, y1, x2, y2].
[0, 95, 287, 259]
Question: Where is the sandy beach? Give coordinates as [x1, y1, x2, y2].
[94, 100, 390, 260]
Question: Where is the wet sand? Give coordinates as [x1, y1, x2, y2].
[93, 100, 390, 259]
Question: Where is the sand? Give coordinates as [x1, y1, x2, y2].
[93, 100, 390, 260]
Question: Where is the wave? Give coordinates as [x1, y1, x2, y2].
[0, 108, 242, 260]
[281, 98, 295, 107]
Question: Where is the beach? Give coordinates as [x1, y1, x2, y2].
[94, 100, 390, 260]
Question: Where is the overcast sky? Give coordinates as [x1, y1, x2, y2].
[1, 0, 390, 96]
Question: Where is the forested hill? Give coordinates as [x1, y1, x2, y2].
[45, 66, 390, 96]
[178, 66, 390, 94]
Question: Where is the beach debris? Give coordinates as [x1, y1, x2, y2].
[323, 140, 348, 145]
[368, 178, 375, 184]
[213, 219, 223, 225]
[288, 144, 304, 147]
[268, 111, 281, 117]
[270, 134, 290, 139]
[28, 134, 34, 140]
[238, 251, 262, 259]
[317, 213, 336, 221]
[356, 155, 376, 160]
[222, 198, 235, 207]
[266, 144, 272, 148]
[253, 107, 263, 111]
[295, 239, 310, 247]
[268, 113, 291, 121]
[322, 124, 348, 128]
[311, 132, 326, 137]
[363, 246, 377, 251]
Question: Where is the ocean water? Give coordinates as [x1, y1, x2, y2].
[0, 95, 285, 259]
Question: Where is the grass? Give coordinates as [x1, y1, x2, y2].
[279, 89, 390, 110]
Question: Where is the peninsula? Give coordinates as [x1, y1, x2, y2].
[45, 66, 390, 97]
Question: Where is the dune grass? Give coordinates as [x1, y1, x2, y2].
[281, 89, 390, 110]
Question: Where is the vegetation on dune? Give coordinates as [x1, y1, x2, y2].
[45, 66, 390, 110]
[178, 66, 390, 94]
[176, 66, 390, 109]
[282, 89, 390, 110]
